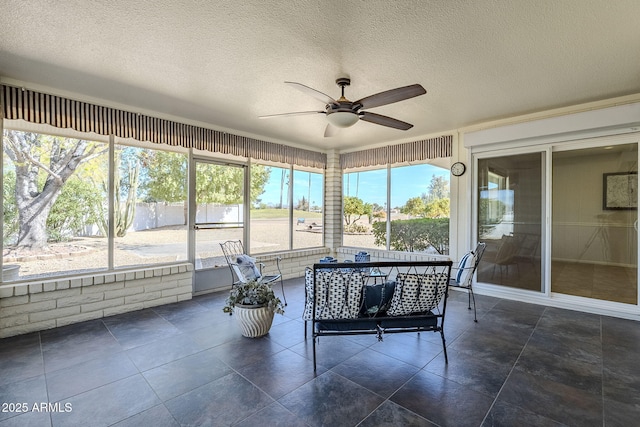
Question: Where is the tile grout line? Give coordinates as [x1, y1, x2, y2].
[600, 316, 605, 427]
[478, 305, 549, 426]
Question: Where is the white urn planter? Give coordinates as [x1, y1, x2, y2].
[233, 304, 275, 338]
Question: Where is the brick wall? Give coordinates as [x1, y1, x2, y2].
[323, 149, 342, 252]
[0, 263, 193, 339]
[255, 247, 331, 280]
[337, 247, 449, 263]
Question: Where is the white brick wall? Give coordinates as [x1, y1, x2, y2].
[337, 247, 449, 263]
[0, 263, 193, 339]
[255, 247, 331, 280]
[323, 149, 342, 252]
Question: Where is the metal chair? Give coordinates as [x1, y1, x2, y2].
[449, 242, 486, 322]
[219, 240, 286, 306]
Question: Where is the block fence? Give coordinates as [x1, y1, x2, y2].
[0, 263, 193, 339]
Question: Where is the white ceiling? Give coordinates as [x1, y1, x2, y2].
[2, 0, 640, 153]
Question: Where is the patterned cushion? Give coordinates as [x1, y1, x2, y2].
[236, 254, 260, 281]
[302, 268, 364, 320]
[303, 268, 324, 320]
[387, 273, 448, 316]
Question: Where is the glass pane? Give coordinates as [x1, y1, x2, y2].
[477, 153, 543, 291]
[343, 169, 387, 249]
[390, 164, 450, 255]
[2, 129, 108, 281]
[195, 162, 244, 270]
[114, 146, 188, 268]
[552, 143, 637, 304]
[293, 170, 323, 249]
[250, 165, 289, 254]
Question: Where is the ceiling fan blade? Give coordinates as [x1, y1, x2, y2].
[354, 84, 426, 110]
[359, 111, 413, 130]
[259, 111, 325, 119]
[324, 123, 339, 137]
[285, 82, 336, 105]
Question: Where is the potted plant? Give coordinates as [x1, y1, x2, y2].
[223, 280, 285, 338]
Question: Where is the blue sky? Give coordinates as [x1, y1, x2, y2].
[344, 164, 449, 208]
[259, 164, 449, 208]
[260, 169, 324, 208]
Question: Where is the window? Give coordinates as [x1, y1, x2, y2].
[343, 169, 387, 249]
[343, 163, 450, 254]
[113, 144, 188, 269]
[292, 170, 323, 250]
[250, 165, 324, 254]
[3, 129, 109, 279]
[1, 127, 192, 281]
[250, 165, 290, 254]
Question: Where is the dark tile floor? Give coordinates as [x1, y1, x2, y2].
[1, 278, 639, 426]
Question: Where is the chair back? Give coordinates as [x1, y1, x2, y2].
[220, 240, 260, 284]
[457, 242, 486, 286]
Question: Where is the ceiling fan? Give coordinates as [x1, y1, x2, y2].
[259, 78, 426, 137]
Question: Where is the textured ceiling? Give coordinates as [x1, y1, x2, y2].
[2, 0, 640, 152]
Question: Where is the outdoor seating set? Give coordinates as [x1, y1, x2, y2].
[220, 240, 486, 370]
[303, 260, 453, 370]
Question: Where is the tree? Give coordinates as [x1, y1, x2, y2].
[142, 153, 271, 222]
[47, 177, 102, 242]
[425, 198, 450, 218]
[343, 196, 372, 226]
[143, 151, 187, 203]
[2, 170, 18, 244]
[295, 196, 309, 211]
[401, 197, 426, 217]
[3, 131, 106, 250]
[278, 169, 287, 209]
[426, 175, 449, 200]
[372, 209, 386, 222]
[194, 164, 270, 204]
[95, 154, 140, 237]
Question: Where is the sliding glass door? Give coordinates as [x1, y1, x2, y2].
[551, 143, 637, 304]
[475, 138, 638, 306]
[476, 152, 544, 292]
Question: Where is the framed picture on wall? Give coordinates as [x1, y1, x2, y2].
[603, 172, 637, 210]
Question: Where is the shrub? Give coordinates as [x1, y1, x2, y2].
[47, 177, 103, 242]
[373, 217, 449, 254]
[344, 223, 369, 234]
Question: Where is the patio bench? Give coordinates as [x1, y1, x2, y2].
[303, 260, 453, 370]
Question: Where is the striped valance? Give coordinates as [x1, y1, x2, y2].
[340, 134, 452, 169]
[1, 85, 326, 169]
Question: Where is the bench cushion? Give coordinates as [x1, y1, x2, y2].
[315, 314, 437, 332]
[387, 273, 448, 316]
[303, 268, 363, 320]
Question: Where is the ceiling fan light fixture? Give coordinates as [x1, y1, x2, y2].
[326, 111, 359, 128]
